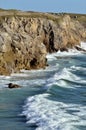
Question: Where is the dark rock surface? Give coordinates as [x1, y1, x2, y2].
[7, 83, 21, 89]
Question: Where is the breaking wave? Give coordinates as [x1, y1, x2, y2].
[21, 65, 86, 130]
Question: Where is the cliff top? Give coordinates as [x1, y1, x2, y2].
[0, 8, 86, 24]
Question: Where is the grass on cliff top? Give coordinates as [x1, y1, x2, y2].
[0, 9, 62, 24]
[0, 9, 86, 23]
[51, 12, 86, 22]
[67, 13, 86, 23]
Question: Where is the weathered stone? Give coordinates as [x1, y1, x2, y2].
[0, 10, 86, 75]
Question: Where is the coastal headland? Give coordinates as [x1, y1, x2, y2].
[0, 9, 86, 75]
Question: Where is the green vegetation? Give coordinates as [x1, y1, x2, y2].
[51, 12, 86, 22]
[0, 9, 61, 24]
[0, 9, 86, 24]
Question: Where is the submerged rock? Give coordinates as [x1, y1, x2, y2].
[7, 83, 21, 89]
[75, 45, 86, 52]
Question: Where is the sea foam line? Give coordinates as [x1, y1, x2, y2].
[21, 93, 86, 130]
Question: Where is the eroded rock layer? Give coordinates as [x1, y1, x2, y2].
[0, 10, 86, 75]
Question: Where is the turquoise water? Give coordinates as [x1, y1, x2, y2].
[0, 51, 86, 130]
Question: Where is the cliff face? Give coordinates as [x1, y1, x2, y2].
[0, 10, 86, 75]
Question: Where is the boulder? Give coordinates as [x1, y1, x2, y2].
[7, 83, 21, 89]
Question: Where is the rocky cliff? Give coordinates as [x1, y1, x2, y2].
[0, 9, 86, 75]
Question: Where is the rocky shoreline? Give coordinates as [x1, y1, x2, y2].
[0, 9, 86, 75]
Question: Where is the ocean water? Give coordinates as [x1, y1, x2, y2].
[0, 43, 86, 130]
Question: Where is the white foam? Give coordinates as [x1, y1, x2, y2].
[22, 94, 86, 130]
[46, 42, 86, 61]
[81, 42, 86, 50]
[40, 67, 80, 89]
[0, 75, 11, 79]
[43, 67, 82, 89]
[56, 49, 81, 56]
[46, 49, 82, 61]
[46, 52, 58, 61]
[54, 68, 80, 81]
[70, 65, 86, 71]
[40, 68, 81, 90]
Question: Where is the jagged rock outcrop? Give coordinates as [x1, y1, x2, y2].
[0, 10, 86, 75]
[56, 15, 86, 50]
